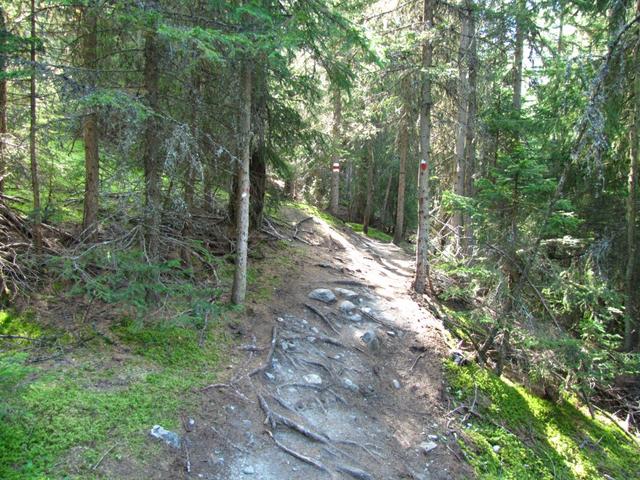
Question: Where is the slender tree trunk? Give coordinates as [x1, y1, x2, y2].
[363, 143, 374, 234]
[250, 64, 268, 230]
[415, 0, 434, 294]
[624, 0, 640, 351]
[0, 7, 7, 195]
[82, 3, 100, 237]
[393, 115, 408, 245]
[330, 88, 341, 215]
[143, 11, 161, 261]
[513, 0, 525, 112]
[249, 144, 266, 229]
[231, 61, 252, 305]
[30, 0, 42, 252]
[452, 5, 471, 249]
[381, 171, 393, 227]
[463, 0, 477, 253]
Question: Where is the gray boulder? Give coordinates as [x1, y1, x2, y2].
[150, 425, 181, 449]
[308, 288, 336, 303]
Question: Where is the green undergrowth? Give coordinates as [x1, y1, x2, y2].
[346, 222, 392, 243]
[0, 223, 300, 479]
[289, 201, 342, 228]
[0, 308, 230, 480]
[445, 362, 640, 480]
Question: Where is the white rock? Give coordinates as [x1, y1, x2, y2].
[335, 288, 359, 299]
[492, 445, 501, 453]
[420, 441, 438, 454]
[303, 373, 323, 385]
[339, 300, 357, 314]
[392, 379, 401, 389]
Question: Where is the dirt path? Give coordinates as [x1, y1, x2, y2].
[165, 210, 469, 479]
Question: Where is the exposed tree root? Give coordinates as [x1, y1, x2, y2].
[249, 325, 278, 378]
[305, 303, 340, 334]
[258, 393, 330, 443]
[265, 430, 332, 475]
[336, 464, 374, 480]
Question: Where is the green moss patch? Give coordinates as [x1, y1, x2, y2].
[445, 362, 640, 479]
[346, 222, 392, 243]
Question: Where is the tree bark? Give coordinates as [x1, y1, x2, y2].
[250, 63, 268, 230]
[143, 9, 161, 261]
[0, 6, 7, 195]
[30, 0, 42, 252]
[330, 88, 341, 216]
[381, 170, 393, 228]
[82, 2, 100, 237]
[231, 61, 252, 305]
[513, 0, 525, 112]
[363, 143, 374, 234]
[463, 0, 477, 253]
[415, 0, 434, 294]
[393, 114, 408, 245]
[452, 4, 471, 249]
[624, 0, 640, 351]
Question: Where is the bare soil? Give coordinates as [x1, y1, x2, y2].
[152, 208, 470, 479]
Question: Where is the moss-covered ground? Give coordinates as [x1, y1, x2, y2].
[445, 362, 640, 480]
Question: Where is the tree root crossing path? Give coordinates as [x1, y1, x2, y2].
[166, 209, 468, 479]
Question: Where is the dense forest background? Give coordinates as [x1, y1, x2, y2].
[1, 0, 640, 476]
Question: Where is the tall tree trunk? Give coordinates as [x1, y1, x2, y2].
[415, 0, 434, 294]
[143, 10, 161, 261]
[463, 0, 477, 253]
[381, 170, 393, 228]
[231, 61, 252, 305]
[393, 114, 408, 245]
[250, 64, 268, 230]
[30, 0, 42, 252]
[625, 0, 640, 351]
[363, 143, 374, 234]
[82, 2, 100, 237]
[452, 4, 471, 250]
[0, 6, 7, 195]
[249, 144, 266, 229]
[512, 0, 525, 112]
[330, 88, 341, 216]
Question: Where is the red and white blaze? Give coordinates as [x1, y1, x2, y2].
[420, 159, 427, 171]
[332, 162, 340, 173]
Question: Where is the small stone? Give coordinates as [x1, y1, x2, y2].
[306, 336, 317, 343]
[304, 373, 323, 385]
[427, 434, 438, 441]
[277, 317, 284, 323]
[339, 300, 357, 314]
[492, 445, 501, 453]
[450, 350, 466, 365]
[392, 379, 401, 389]
[188, 418, 195, 427]
[347, 313, 362, 322]
[265, 372, 275, 381]
[360, 330, 380, 352]
[150, 425, 181, 449]
[311, 327, 319, 334]
[419, 441, 438, 454]
[386, 330, 396, 337]
[343, 378, 359, 392]
[243, 466, 255, 475]
[335, 288, 359, 300]
[308, 288, 336, 303]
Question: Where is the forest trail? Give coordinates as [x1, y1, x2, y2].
[161, 208, 469, 480]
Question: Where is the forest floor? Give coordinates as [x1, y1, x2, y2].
[151, 206, 470, 480]
[4, 205, 637, 479]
